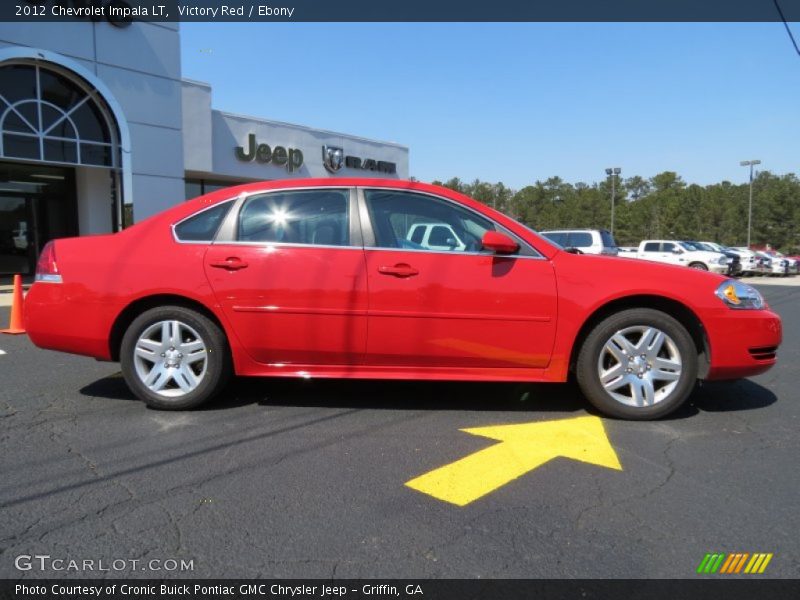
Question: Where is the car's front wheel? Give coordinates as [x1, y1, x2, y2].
[688, 262, 708, 270]
[576, 308, 698, 420]
[120, 306, 231, 410]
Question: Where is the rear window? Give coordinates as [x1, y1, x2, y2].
[174, 201, 233, 242]
[567, 232, 593, 248]
[238, 189, 349, 245]
[600, 230, 617, 247]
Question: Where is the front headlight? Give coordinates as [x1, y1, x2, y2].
[715, 281, 765, 310]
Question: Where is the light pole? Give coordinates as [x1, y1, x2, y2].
[740, 159, 761, 248]
[605, 167, 621, 235]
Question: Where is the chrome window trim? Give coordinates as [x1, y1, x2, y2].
[210, 241, 366, 251]
[171, 198, 238, 245]
[360, 246, 547, 260]
[357, 186, 544, 259]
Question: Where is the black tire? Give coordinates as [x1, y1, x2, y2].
[575, 308, 698, 420]
[120, 306, 232, 410]
[688, 262, 708, 270]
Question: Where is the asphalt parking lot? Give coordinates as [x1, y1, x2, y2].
[0, 285, 798, 579]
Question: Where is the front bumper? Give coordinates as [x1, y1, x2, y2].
[709, 264, 729, 275]
[704, 309, 782, 380]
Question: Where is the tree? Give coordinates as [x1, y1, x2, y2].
[425, 170, 800, 251]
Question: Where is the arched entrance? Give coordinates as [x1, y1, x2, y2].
[0, 51, 129, 277]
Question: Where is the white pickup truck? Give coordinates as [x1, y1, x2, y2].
[625, 240, 730, 274]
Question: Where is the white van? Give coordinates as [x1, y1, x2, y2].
[540, 229, 619, 255]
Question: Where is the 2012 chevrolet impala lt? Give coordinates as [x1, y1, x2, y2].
[25, 179, 782, 419]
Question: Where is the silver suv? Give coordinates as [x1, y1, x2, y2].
[540, 229, 619, 255]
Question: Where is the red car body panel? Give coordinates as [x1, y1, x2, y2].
[25, 178, 781, 385]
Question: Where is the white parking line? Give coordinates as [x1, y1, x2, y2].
[0, 349, 6, 355]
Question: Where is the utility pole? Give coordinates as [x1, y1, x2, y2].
[605, 167, 621, 235]
[740, 159, 761, 248]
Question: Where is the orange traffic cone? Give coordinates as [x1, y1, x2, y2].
[1, 274, 26, 335]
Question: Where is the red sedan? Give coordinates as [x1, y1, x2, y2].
[25, 179, 781, 419]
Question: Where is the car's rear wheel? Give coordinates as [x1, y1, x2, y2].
[576, 308, 698, 420]
[120, 306, 231, 410]
[688, 262, 707, 270]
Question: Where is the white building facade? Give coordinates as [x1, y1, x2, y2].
[0, 20, 409, 277]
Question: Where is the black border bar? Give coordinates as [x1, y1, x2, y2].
[3, 580, 800, 600]
[1, 0, 800, 23]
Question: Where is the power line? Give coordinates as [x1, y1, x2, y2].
[773, 0, 800, 58]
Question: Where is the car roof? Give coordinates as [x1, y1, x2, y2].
[127, 178, 563, 260]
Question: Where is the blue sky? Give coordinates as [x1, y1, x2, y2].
[180, 23, 800, 189]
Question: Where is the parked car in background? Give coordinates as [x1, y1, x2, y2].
[688, 241, 742, 276]
[12, 221, 28, 252]
[763, 250, 798, 274]
[628, 240, 730, 274]
[406, 222, 467, 251]
[725, 246, 760, 276]
[24, 178, 781, 420]
[755, 250, 790, 276]
[539, 229, 618, 255]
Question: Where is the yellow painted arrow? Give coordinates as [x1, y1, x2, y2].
[405, 415, 622, 506]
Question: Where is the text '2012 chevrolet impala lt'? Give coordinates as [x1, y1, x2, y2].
[25, 179, 782, 419]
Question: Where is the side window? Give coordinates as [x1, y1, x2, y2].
[365, 190, 496, 252]
[568, 232, 593, 248]
[643, 242, 660, 252]
[662, 243, 676, 252]
[174, 201, 233, 242]
[542, 232, 567, 246]
[237, 189, 349, 245]
[409, 225, 425, 245]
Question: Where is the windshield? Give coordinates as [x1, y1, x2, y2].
[678, 241, 697, 251]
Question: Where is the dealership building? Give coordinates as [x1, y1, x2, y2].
[0, 19, 409, 277]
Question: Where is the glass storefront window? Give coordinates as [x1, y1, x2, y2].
[0, 163, 77, 277]
[0, 63, 118, 168]
[185, 179, 248, 200]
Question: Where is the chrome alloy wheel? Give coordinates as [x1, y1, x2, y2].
[597, 326, 682, 407]
[132, 320, 208, 397]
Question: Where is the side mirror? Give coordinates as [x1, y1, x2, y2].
[481, 231, 519, 255]
[672, 248, 683, 254]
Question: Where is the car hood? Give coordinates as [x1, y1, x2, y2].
[554, 250, 729, 293]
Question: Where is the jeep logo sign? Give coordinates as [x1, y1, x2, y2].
[235, 134, 304, 173]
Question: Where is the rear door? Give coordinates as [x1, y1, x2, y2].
[360, 188, 558, 370]
[203, 187, 368, 366]
[660, 242, 686, 265]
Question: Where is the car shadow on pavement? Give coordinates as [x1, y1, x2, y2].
[229, 377, 590, 413]
[682, 379, 778, 415]
[80, 373, 777, 418]
[80, 373, 588, 413]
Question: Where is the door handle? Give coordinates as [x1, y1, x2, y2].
[378, 263, 419, 278]
[209, 257, 249, 271]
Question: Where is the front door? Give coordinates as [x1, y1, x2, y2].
[361, 188, 558, 370]
[204, 187, 369, 367]
[0, 163, 77, 278]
